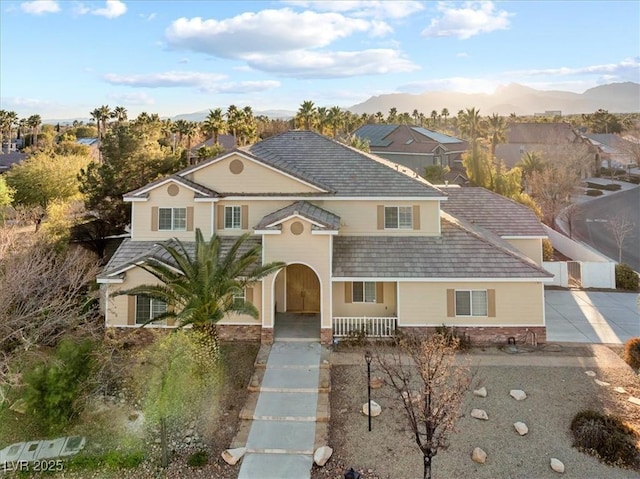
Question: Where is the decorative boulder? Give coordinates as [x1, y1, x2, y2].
[471, 409, 488, 420]
[472, 447, 487, 464]
[473, 387, 487, 398]
[628, 397, 640, 406]
[584, 370, 596, 377]
[594, 379, 610, 387]
[614, 386, 627, 394]
[314, 446, 333, 467]
[222, 447, 247, 466]
[510, 389, 527, 401]
[362, 400, 382, 417]
[550, 458, 565, 473]
[513, 422, 528, 436]
[369, 377, 384, 389]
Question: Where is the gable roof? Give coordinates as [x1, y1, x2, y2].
[239, 131, 444, 197]
[124, 174, 219, 200]
[332, 214, 551, 279]
[506, 122, 580, 144]
[439, 186, 546, 237]
[354, 124, 465, 148]
[255, 201, 341, 230]
[191, 134, 236, 152]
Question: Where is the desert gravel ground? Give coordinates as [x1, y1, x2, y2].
[313, 344, 640, 479]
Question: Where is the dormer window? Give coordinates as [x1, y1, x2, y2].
[159, 207, 187, 231]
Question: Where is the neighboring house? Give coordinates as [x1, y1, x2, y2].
[353, 124, 468, 176]
[583, 133, 637, 170]
[496, 122, 598, 177]
[76, 137, 100, 161]
[190, 134, 236, 159]
[97, 131, 552, 345]
[0, 151, 27, 174]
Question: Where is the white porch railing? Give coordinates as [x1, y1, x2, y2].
[333, 316, 397, 338]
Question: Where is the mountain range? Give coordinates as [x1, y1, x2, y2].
[43, 82, 639, 124]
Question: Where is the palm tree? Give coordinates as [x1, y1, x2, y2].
[316, 107, 328, 135]
[342, 134, 370, 153]
[327, 106, 343, 138]
[486, 113, 507, 158]
[203, 108, 226, 145]
[374, 111, 384, 124]
[430, 110, 439, 128]
[27, 114, 41, 148]
[97, 105, 111, 137]
[387, 107, 398, 123]
[226, 105, 242, 141]
[517, 151, 547, 190]
[441, 108, 450, 128]
[117, 230, 285, 354]
[111, 106, 128, 125]
[458, 107, 483, 143]
[296, 100, 316, 130]
[412, 109, 420, 126]
[0, 110, 8, 154]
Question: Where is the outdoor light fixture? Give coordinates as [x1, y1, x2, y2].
[364, 350, 372, 432]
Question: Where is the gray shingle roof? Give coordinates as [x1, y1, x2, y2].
[99, 236, 262, 278]
[440, 186, 546, 237]
[332, 215, 552, 279]
[124, 175, 219, 199]
[240, 131, 444, 197]
[353, 124, 396, 147]
[255, 201, 341, 230]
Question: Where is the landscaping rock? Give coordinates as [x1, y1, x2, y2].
[513, 422, 528, 436]
[584, 370, 596, 377]
[473, 387, 487, 398]
[550, 458, 565, 473]
[594, 379, 610, 386]
[222, 447, 246, 466]
[369, 377, 384, 389]
[362, 400, 382, 417]
[510, 389, 527, 401]
[628, 396, 640, 406]
[471, 409, 488, 420]
[614, 387, 627, 394]
[314, 446, 333, 466]
[472, 447, 487, 464]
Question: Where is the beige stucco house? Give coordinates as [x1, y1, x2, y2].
[98, 131, 552, 345]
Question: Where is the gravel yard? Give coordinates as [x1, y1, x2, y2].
[313, 344, 640, 479]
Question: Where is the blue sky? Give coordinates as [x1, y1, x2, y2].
[1, 0, 638, 119]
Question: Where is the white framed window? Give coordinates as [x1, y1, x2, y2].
[233, 288, 246, 307]
[455, 290, 488, 317]
[225, 206, 242, 229]
[384, 206, 412, 229]
[353, 282, 376, 303]
[135, 296, 167, 324]
[158, 207, 186, 231]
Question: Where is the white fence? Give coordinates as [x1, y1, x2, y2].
[543, 225, 616, 288]
[333, 316, 397, 338]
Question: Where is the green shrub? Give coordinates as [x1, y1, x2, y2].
[570, 410, 639, 467]
[187, 450, 209, 467]
[616, 263, 639, 291]
[23, 338, 95, 433]
[542, 238, 554, 261]
[624, 337, 640, 369]
[586, 189, 604, 197]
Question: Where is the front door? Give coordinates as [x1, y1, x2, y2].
[286, 264, 320, 313]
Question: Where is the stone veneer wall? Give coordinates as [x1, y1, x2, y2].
[398, 326, 546, 346]
[217, 324, 262, 342]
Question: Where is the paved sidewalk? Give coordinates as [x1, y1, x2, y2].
[238, 342, 321, 479]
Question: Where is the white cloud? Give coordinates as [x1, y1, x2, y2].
[1, 96, 54, 108]
[285, 1, 424, 19]
[92, 0, 127, 18]
[246, 49, 419, 79]
[507, 58, 640, 81]
[20, 0, 60, 15]
[422, 1, 513, 39]
[107, 92, 155, 105]
[203, 81, 281, 94]
[165, 9, 375, 58]
[103, 71, 227, 88]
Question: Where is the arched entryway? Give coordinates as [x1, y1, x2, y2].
[273, 264, 321, 340]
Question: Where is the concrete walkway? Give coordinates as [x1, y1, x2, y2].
[545, 290, 640, 344]
[237, 341, 327, 479]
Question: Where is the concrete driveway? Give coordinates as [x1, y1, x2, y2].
[545, 290, 640, 344]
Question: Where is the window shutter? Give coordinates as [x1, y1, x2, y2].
[446, 289, 455, 317]
[151, 207, 158, 231]
[128, 296, 136, 325]
[167, 304, 175, 326]
[241, 205, 249, 229]
[344, 282, 352, 303]
[487, 289, 496, 317]
[376, 282, 384, 303]
[412, 205, 420, 230]
[246, 286, 254, 304]
[377, 205, 384, 230]
[217, 205, 225, 230]
[186, 207, 194, 231]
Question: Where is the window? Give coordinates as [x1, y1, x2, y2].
[135, 296, 167, 324]
[455, 290, 488, 316]
[434, 155, 442, 166]
[225, 206, 242, 229]
[384, 206, 412, 229]
[233, 288, 246, 307]
[158, 207, 186, 231]
[353, 282, 376, 303]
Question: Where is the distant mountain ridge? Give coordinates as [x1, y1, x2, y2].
[347, 82, 640, 116]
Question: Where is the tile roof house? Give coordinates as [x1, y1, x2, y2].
[98, 131, 552, 345]
[353, 124, 469, 183]
[583, 133, 637, 169]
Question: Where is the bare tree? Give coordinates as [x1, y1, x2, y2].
[560, 203, 583, 239]
[373, 332, 471, 479]
[608, 213, 635, 263]
[528, 166, 581, 229]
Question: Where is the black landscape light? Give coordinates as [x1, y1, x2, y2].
[344, 467, 362, 479]
[365, 350, 372, 432]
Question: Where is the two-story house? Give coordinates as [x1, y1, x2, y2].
[98, 131, 552, 345]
